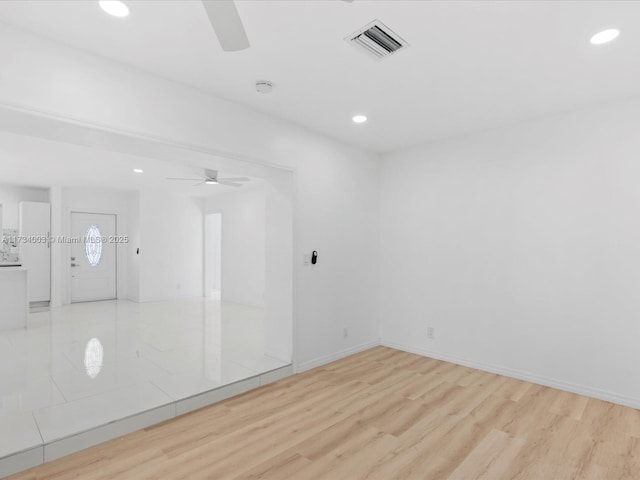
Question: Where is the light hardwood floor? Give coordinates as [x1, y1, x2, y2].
[9, 346, 640, 479]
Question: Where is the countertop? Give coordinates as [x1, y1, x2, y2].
[0, 265, 25, 271]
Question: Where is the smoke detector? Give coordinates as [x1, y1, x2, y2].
[346, 20, 408, 60]
[256, 81, 273, 93]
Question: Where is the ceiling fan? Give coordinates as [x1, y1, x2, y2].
[167, 168, 250, 187]
[201, 0, 250, 52]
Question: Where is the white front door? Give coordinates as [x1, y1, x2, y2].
[70, 212, 117, 303]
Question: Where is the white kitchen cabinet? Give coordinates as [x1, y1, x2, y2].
[19, 201, 51, 303]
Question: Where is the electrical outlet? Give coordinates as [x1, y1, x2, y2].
[427, 327, 435, 340]
[343, 327, 348, 338]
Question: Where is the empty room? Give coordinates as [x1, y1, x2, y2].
[0, 0, 638, 478]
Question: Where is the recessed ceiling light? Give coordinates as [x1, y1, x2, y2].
[590, 28, 620, 45]
[352, 115, 367, 124]
[99, 0, 130, 18]
[133, 168, 143, 174]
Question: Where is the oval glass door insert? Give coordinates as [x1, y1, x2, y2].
[84, 224, 103, 267]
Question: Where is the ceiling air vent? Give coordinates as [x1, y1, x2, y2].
[346, 20, 408, 60]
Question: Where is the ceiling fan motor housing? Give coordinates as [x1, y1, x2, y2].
[256, 81, 273, 93]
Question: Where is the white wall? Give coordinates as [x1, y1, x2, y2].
[138, 191, 203, 302]
[264, 173, 294, 362]
[380, 97, 640, 407]
[55, 187, 203, 304]
[0, 24, 381, 368]
[205, 179, 294, 362]
[0, 185, 49, 229]
[205, 186, 265, 307]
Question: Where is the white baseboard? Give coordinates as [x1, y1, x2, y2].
[296, 340, 380, 373]
[381, 340, 640, 411]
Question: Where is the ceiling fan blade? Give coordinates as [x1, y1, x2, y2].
[217, 180, 243, 187]
[204, 168, 218, 179]
[166, 177, 204, 181]
[194, 181, 206, 187]
[219, 177, 250, 182]
[201, 0, 250, 52]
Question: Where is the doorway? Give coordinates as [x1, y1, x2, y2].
[70, 212, 117, 303]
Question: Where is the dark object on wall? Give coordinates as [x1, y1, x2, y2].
[136, 248, 140, 255]
[312, 251, 318, 265]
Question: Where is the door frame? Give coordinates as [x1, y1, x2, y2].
[66, 209, 119, 305]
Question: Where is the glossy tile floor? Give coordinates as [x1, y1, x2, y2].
[0, 299, 289, 460]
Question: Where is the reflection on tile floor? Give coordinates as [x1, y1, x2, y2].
[0, 299, 289, 458]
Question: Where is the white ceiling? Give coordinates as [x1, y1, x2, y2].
[0, 1, 638, 153]
[0, 132, 260, 196]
